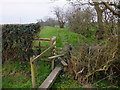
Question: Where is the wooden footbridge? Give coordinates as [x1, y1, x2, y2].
[30, 36, 71, 88]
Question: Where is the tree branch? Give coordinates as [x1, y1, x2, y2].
[102, 2, 120, 17]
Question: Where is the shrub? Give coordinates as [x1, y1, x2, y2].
[2, 23, 41, 62]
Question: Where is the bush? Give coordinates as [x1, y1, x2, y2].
[2, 23, 41, 62]
[68, 34, 119, 86]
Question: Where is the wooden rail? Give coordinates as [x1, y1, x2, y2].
[54, 53, 68, 71]
[39, 67, 62, 88]
[34, 38, 51, 41]
[31, 44, 55, 62]
[48, 54, 64, 60]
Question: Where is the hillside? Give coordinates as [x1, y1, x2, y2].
[33, 26, 95, 48]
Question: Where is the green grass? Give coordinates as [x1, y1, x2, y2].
[33, 26, 90, 48]
[95, 81, 120, 88]
[2, 26, 96, 88]
[2, 60, 82, 88]
[2, 61, 51, 88]
[52, 74, 82, 88]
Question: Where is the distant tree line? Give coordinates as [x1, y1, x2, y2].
[37, 17, 58, 27]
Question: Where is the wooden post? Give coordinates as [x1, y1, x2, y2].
[61, 60, 68, 72]
[50, 36, 56, 70]
[30, 57, 36, 88]
[64, 67, 67, 72]
[52, 59, 55, 70]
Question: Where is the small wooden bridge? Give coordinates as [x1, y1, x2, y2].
[30, 36, 71, 88]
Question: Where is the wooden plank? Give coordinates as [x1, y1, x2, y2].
[48, 54, 64, 60]
[39, 67, 62, 88]
[54, 53, 68, 67]
[34, 38, 51, 41]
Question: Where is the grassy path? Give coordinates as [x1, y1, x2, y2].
[2, 26, 84, 88]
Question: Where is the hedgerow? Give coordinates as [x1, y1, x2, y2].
[2, 23, 40, 62]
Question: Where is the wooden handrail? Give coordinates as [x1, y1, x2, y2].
[31, 44, 55, 62]
[48, 54, 64, 60]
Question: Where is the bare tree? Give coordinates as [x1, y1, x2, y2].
[90, 1, 120, 39]
[53, 7, 65, 28]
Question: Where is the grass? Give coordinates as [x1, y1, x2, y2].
[2, 60, 51, 88]
[33, 26, 89, 48]
[2, 60, 82, 88]
[52, 74, 82, 88]
[2, 26, 102, 88]
[3, 26, 87, 88]
[2, 61, 31, 88]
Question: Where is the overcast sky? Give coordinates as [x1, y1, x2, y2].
[0, 0, 68, 24]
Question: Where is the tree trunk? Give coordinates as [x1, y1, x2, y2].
[94, 5, 104, 40]
[59, 22, 64, 28]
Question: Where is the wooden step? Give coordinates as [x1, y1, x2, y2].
[39, 67, 62, 88]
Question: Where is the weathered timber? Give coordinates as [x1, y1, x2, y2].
[48, 54, 64, 60]
[50, 36, 56, 70]
[50, 36, 56, 43]
[34, 38, 51, 41]
[56, 54, 68, 71]
[31, 44, 55, 62]
[30, 57, 36, 88]
[61, 60, 68, 67]
[54, 53, 68, 66]
[52, 59, 55, 70]
[61, 60, 68, 71]
[39, 67, 62, 88]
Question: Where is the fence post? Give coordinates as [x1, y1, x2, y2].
[52, 59, 55, 70]
[30, 56, 36, 88]
[50, 36, 56, 70]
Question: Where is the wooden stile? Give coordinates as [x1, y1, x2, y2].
[30, 36, 67, 88]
